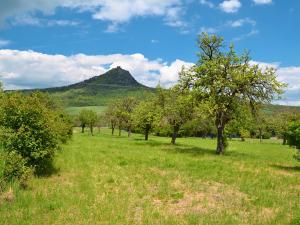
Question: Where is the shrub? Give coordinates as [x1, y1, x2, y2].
[0, 92, 72, 175]
[2, 151, 33, 188]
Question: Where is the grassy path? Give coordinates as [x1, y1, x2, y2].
[1, 129, 300, 225]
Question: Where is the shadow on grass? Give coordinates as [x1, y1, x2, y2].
[271, 164, 300, 172]
[35, 160, 61, 177]
[164, 145, 216, 156]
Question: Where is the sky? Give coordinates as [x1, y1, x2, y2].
[0, 0, 299, 105]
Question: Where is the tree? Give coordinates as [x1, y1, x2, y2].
[287, 121, 300, 149]
[115, 97, 138, 137]
[133, 100, 160, 140]
[163, 84, 195, 144]
[105, 103, 118, 135]
[272, 111, 299, 145]
[85, 110, 98, 136]
[286, 121, 300, 161]
[180, 33, 285, 154]
[78, 109, 89, 133]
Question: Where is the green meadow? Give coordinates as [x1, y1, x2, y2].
[1, 128, 299, 225]
[65, 106, 107, 115]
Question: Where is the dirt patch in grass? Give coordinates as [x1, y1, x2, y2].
[0, 187, 14, 204]
[152, 178, 255, 223]
[149, 167, 168, 177]
[258, 207, 279, 224]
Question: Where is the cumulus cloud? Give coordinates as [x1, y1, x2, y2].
[219, 0, 241, 13]
[0, 50, 299, 105]
[253, 0, 272, 5]
[0, 0, 186, 31]
[0, 49, 192, 90]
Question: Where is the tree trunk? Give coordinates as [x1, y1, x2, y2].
[171, 125, 180, 145]
[128, 127, 131, 137]
[90, 125, 94, 136]
[216, 125, 225, 155]
[81, 124, 85, 133]
[282, 136, 287, 145]
[145, 128, 149, 141]
[111, 122, 115, 135]
[119, 127, 121, 136]
[259, 128, 262, 142]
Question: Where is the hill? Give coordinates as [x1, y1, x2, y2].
[22, 66, 155, 107]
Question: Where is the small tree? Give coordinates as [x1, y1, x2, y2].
[86, 110, 98, 136]
[116, 97, 138, 137]
[105, 103, 118, 135]
[78, 109, 89, 133]
[163, 84, 195, 144]
[133, 100, 160, 140]
[180, 33, 285, 154]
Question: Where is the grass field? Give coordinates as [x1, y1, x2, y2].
[65, 106, 107, 115]
[1, 129, 300, 225]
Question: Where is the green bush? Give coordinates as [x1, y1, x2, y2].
[2, 151, 33, 188]
[0, 92, 72, 175]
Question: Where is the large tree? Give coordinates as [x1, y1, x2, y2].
[180, 33, 285, 154]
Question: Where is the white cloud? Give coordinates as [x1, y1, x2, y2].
[250, 61, 300, 106]
[200, 0, 214, 8]
[0, 50, 299, 105]
[219, 0, 241, 13]
[227, 18, 256, 28]
[10, 14, 80, 27]
[159, 59, 193, 87]
[0, 0, 186, 30]
[0, 49, 192, 90]
[199, 26, 218, 34]
[253, 0, 272, 5]
[232, 29, 259, 41]
[0, 39, 11, 47]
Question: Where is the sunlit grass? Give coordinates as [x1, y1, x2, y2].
[1, 128, 300, 225]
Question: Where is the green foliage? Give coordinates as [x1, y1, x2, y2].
[2, 151, 33, 188]
[163, 84, 195, 144]
[133, 100, 161, 140]
[114, 97, 138, 136]
[180, 33, 285, 154]
[287, 121, 300, 149]
[0, 92, 72, 174]
[86, 110, 98, 135]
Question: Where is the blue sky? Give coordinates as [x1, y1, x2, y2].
[0, 0, 299, 105]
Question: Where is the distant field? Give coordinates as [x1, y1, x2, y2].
[65, 106, 107, 115]
[1, 129, 300, 225]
